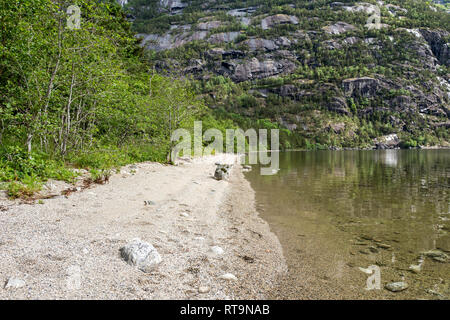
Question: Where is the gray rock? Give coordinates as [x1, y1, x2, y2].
[208, 32, 240, 44]
[197, 21, 222, 31]
[227, 57, 296, 82]
[342, 77, 379, 98]
[329, 122, 346, 134]
[214, 164, 232, 180]
[385, 4, 408, 16]
[374, 134, 400, 149]
[323, 40, 342, 50]
[159, 0, 187, 12]
[323, 22, 357, 35]
[342, 3, 377, 14]
[138, 30, 208, 51]
[261, 14, 299, 30]
[4, 277, 25, 289]
[385, 281, 409, 292]
[419, 29, 450, 66]
[227, 7, 258, 17]
[242, 38, 279, 52]
[328, 96, 350, 115]
[330, 2, 345, 8]
[120, 238, 162, 272]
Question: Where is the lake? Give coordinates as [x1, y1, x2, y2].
[245, 150, 449, 299]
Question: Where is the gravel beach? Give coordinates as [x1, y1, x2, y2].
[0, 155, 286, 299]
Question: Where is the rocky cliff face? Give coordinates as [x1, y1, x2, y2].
[124, 0, 449, 147]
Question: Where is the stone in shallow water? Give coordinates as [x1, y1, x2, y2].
[385, 282, 408, 292]
[368, 246, 379, 253]
[377, 243, 392, 250]
[120, 238, 162, 272]
[409, 264, 422, 273]
[422, 250, 448, 262]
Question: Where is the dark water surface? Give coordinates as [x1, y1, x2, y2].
[245, 150, 449, 299]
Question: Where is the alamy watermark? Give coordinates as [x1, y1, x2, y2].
[365, 5, 382, 30]
[359, 265, 381, 290]
[66, 265, 81, 290]
[171, 121, 279, 175]
[66, 5, 81, 30]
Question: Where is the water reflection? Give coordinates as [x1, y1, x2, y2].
[376, 150, 399, 167]
[245, 150, 450, 298]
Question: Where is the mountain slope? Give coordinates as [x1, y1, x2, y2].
[124, 0, 449, 149]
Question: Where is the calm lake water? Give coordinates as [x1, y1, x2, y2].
[245, 150, 449, 299]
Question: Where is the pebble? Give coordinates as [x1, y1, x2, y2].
[210, 246, 224, 255]
[377, 243, 392, 249]
[120, 238, 162, 273]
[198, 286, 210, 293]
[385, 282, 408, 292]
[368, 246, 379, 253]
[409, 264, 422, 273]
[5, 277, 26, 289]
[180, 212, 190, 218]
[219, 273, 237, 281]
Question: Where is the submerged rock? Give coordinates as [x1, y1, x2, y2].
[385, 281, 408, 292]
[377, 243, 392, 250]
[422, 250, 448, 262]
[120, 238, 162, 272]
[409, 264, 422, 273]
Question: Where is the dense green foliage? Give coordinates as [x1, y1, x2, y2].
[0, 0, 205, 196]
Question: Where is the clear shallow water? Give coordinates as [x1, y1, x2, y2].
[245, 150, 449, 299]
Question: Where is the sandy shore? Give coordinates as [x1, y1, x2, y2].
[0, 155, 286, 299]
